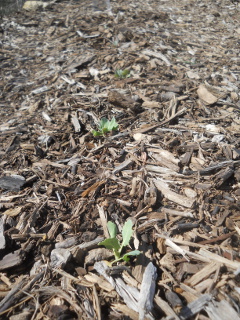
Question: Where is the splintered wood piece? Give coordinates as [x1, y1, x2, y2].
[132, 242, 153, 282]
[142, 49, 171, 66]
[0, 271, 44, 313]
[71, 115, 82, 133]
[55, 236, 78, 249]
[165, 239, 190, 261]
[194, 278, 214, 293]
[134, 107, 187, 134]
[112, 159, 133, 174]
[53, 268, 93, 288]
[154, 296, 180, 319]
[200, 160, 240, 175]
[171, 222, 199, 234]
[146, 165, 183, 177]
[2, 206, 22, 217]
[94, 261, 140, 313]
[93, 283, 103, 320]
[186, 262, 219, 287]
[147, 148, 180, 166]
[97, 205, 109, 238]
[197, 231, 236, 245]
[81, 180, 106, 197]
[161, 207, 194, 218]
[84, 273, 113, 292]
[111, 303, 139, 320]
[151, 153, 180, 171]
[154, 179, 196, 208]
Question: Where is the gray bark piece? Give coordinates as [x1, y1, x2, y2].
[138, 262, 157, 320]
[0, 249, 25, 271]
[0, 217, 6, 251]
[205, 300, 240, 320]
[0, 175, 25, 191]
[50, 248, 72, 269]
[55, 236, 78, 249]
[179, 294, 211, 319]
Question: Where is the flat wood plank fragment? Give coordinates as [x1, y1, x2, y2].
[142, 49, 171, 66]
[112, 159, 133, 174]
[198, 248, 240, 270]
[154, 179, 196, 208]
[186, 262, 219, 287]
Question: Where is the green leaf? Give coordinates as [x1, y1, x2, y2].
[102, 127, 109, 134]
[98, 238, 121, 251]
[107, 221, 117, 238]
[122, 250, 140, 262]
[115, 69, 122, 78]
[99, 118, 108, 130]
[121, 220, 133, 248]
[108, 117, 118, 131]
[92, 130, 102, 137]
[115, 69, 130, 79]
[121, 69, 130, 78]
[124, 250, 141, 257]
[122, 255, 130, 262]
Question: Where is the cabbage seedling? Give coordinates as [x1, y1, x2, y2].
[99, 220, 140, 266]
[92, 117, 118, 137]
[114, 69, 130, 79]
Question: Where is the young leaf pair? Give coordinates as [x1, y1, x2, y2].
[92, 117, 118, 137]
[99, 220, 140, 266]
[114, 69, 130, 79]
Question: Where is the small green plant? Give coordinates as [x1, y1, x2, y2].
[114, 69, 131, 79]
[92, 117, 118, 137]
[99, 220, 140, 266]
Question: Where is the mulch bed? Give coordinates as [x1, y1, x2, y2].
[0, 0, 240, 319]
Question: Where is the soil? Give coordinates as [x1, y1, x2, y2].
[0, 0, 240, 319]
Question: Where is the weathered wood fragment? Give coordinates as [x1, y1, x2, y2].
[154, 179, 196, 208]
[179, 294, 212, 319]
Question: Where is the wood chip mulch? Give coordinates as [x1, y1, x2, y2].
[0, 0, 240, 319]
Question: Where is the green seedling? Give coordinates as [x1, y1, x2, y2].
[114, 69, 131, 79]
[99, 220, 140, 266]
[92, 117, 118, 137]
